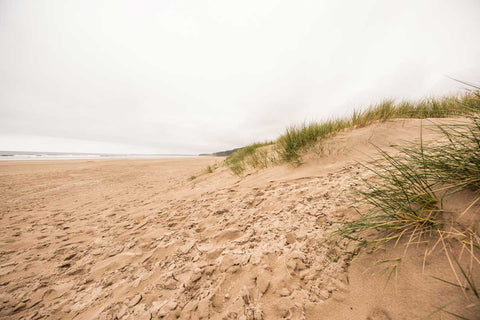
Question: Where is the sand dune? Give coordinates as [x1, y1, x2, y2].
[1, 119, 478, 319]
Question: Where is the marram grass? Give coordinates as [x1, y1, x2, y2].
[333, 101, 480, 251]
[226, 92, 480, 174]
[330, 94, 480, 318]
[333, 146, 444, 251]
[225, 141, 274, 175]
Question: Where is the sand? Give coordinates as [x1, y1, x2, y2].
[1, 119, 479, 319]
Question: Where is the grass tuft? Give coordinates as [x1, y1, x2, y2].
[333, 146, 443, 251]
[333, 100, 480, 250]
[204, 165, 214, 174]
[224, 141, 274, 175]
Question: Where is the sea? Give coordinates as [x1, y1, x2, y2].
[0, 151, 197, 161]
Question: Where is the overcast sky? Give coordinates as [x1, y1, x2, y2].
[1, 0, 479, 154]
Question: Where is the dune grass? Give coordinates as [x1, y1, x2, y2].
[187, 163, 220, 181]
[329, 93, 480, 317]
[334, 99, 480, 249]
[226, 92, 480, 174]
[408, 115, 480, 192]
[204, 165, 214, 174]
[430, 246, 480, 318]
[334, 146, 443, 251]
[225, 141, 274, 175]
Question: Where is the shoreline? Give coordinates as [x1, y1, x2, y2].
[0, 155, 202, 162]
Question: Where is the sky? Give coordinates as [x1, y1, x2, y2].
[1, 0, 479, 154]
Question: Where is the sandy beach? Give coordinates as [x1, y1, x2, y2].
[1, 120, 479, 319]
[2, 1, 479, 318]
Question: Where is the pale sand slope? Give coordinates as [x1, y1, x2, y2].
[0, 119, 479, 320]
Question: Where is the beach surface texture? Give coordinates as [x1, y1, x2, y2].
[1, 119, 479, 319]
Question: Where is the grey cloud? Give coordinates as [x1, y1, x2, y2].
[1, 0, 479, 154]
